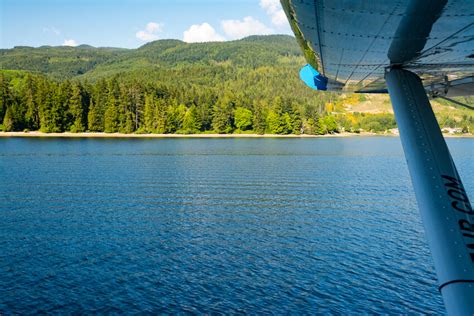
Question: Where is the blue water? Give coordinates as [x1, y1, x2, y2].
[1, 137, 473, 314]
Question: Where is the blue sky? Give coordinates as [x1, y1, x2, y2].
[0, 0, 292, 48]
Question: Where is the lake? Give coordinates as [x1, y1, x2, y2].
[1, 137, 473, 314]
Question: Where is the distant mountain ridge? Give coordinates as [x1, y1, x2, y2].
[0, 35, 301, 80]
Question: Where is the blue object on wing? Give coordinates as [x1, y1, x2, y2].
[299, 64, 328, 91]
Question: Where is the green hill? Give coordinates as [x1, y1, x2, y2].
[0, 35, 472, 134]
[0, 35, 301, 80]
[0, 44, 128, 79]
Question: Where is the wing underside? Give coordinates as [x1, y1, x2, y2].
[282, 0, 474, 96]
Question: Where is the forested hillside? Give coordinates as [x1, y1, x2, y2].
[0, 35, 472, 134]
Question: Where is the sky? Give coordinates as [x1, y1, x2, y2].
[0, 0, 292, 49]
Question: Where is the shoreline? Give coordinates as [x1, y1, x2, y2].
[0, 131, 472, 138]
[0, 131, 372, 138]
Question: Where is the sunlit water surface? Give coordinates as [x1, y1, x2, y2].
[1, 137, 473, 314]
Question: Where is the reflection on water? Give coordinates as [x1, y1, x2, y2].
[1, 137, 472, 313]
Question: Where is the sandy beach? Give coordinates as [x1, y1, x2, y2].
[0, 131, 472, 138]
[0, 131, 381, 138]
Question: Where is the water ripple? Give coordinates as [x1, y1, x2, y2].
[1, 137, 472, 314]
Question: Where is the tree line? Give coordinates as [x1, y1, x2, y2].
[3, 70, 470, 135]
[0, 71, 357, 134]
[0, 71, 474, 135]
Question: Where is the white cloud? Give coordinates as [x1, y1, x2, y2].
[221, 16, 273, 40]
[183, 23, 225, 43]
[136, 22, 164, 42]
[63, 39, 78, 47]
[260, 0, 288, 27]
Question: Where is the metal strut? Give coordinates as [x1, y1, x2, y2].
[385, 68, 474, 315]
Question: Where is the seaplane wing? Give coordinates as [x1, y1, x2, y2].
[282, 0, 474, 96]
[282, 1, 474, 314]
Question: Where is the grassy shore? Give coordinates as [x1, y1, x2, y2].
[0, 131, 472, 138]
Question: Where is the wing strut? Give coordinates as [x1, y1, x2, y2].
[435, 96, 474, 111]
[385, 68, 474, 315]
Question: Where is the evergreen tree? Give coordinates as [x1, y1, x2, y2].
[212, 92, 234, 133]
[252, 100, 267, 134]
[88, 100, 102, 132]
[154, 98, 168, 133]
[3, 107, 13, 131]
[290, 103, 303, 135]
[129, 83, 144, 131]
[176, 104, 187, 129]
[304, 111, 323, 135]
[281, 112, 292, 134]
[24, 74, 39, 130]
[124, 111, 135, 133]
[143, 94, 156, 132]
[43, 86, 63, 132]
[104, 94, 119, 133]
[37, 80, 53, 132]
[197, 102, 213, 131]
[89, 79, 108, 131]
[0, 74, 7, 125]
[69, 84, 85, 132]
[118, 84, 130, 133]
[38, 83, 64, 132]
[165, 101, 178, 133]
[182, 105, 201, 133]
